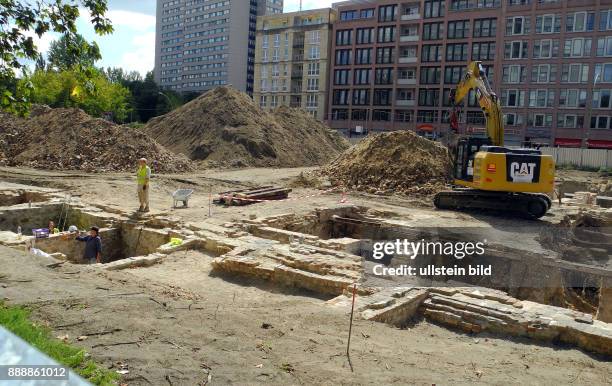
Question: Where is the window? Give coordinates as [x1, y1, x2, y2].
[397, 89, 414, 101]
[308, 31, 320, 44]
[601, 10, 612, 31]
[530, 64, 557, 83]
[372, 109, 391, 121]
[451, 0, 500, 10]
[424, 1, 445, 18]
[260, 79, 268, 92]
[395, 110, 413, 122]
[356, 28, 374, 44]
[591, 116, 612, 129]
[399, 68, 417, 81]
[444, 66, 464, 84]
[447, 20, 470, 39]
[423, 22, 444, 40]
[417, 110, 439, 123]
[271, 79, 278, 92]
[592, 89, 612, 108]
[563, 38, 592, 57]
[355, 48, 371, 64]
[335, 49, 352, 65]
[597, 37, 612, 57]
[561, 64, 589, 83]
[504, 113, 524, 126]
[504, 41, 528, 59]
[535, 14, 561, 34]
[373, 89, 392, 105]
[340, 10, 357, 21]
[566, 12, 595, 32]
[420, 67, 441, 84]
[306, 94, 318, 109]
[473, 18, 496, 38]
[375, 68, 393, 85]
[508, 0, 530, 5]
[376, 47, 394, 64]
[446, 43, 468, 61]
[336, 30, 352, 46]
[333, 90, 350, 105]
[307, 62, 319, 76]
[352, 109, 368, 121]
[271, 64, 279, 77]
[262, 35, 269, 49]
[506, 16, 529, 35]
[262, 49, 269, 62]
[309, 46, 320, 59]
[501, 89, 525, 107]
[527, 89, 555, 108]
[352, 89, 370, 105]
[502, 65, 526, 83]
[422, 45, 442, 62]
[378, 5, 397, 22]
[559, 89, 587, 108]
[528, 113, 553, 127]
[354, 69, 371, 85]
[270, 95, 278, 108]
[595, 63, 612, 83]
[472, 42, 495, 61]
[557, 114, 583, 129]
[377, 26, 395, 43]
[331, 109, 348, 120]
[418, 89, 440, 106]
[307, 78, 319, 91]
[361, 8, 374, 19]
[533, 39, 559, 59]
[272, 48, 279, 61]
[259, 95, 267, 108]
[334, 70, 350, 85]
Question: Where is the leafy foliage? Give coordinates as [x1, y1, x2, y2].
[47, 33, 101, 70]
[25, 68, 131, 122]
[0, 0, 113, 115]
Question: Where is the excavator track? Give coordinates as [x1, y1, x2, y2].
[434, 189, 552, 220]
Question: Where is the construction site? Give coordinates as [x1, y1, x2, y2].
[1, 86, 611, 385]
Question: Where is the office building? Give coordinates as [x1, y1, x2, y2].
[327, 0, 612, 148]
[155, 0, 284, 95]
[254, 8, 337, 119]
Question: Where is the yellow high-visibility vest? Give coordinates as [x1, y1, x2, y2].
[137, 166, 151, 185]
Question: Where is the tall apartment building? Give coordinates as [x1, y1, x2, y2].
[253, 8, 337, 120]
[327, 0, 612, 148]
[155, 0, 284, 95]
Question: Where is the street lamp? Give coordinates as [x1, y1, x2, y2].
[158, 91, 174, 110]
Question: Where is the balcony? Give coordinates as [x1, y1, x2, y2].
[398, 78, 417, 85]
[396, 99, 416, 107]
[401, 13, 421, 21]
[399, 56, 418, 63]
[400, 35, 419, 42]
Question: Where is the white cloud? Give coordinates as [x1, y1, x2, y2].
[119, 32, 156, 75]
[284, 0, 334, 12]
[106, 10, 156, 32]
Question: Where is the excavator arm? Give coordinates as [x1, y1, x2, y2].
[452, 61, 504, 147]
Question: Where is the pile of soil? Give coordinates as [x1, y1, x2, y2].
[320, 131, 452, 196]
[144, 87, 349, 167]
[0, 108, 193, 173]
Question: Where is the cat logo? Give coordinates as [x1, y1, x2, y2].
[509, 162, 536, 183]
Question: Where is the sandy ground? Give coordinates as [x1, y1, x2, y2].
[1, 166, 611, 385]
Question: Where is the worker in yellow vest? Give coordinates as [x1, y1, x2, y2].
[137, 158, 151, 212]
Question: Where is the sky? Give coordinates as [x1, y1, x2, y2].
[31, 0, 335, 76]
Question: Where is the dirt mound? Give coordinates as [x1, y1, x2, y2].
[320, 131, 452, 196]
[0, 107, 193, 173]
[144, 87, 349, 167]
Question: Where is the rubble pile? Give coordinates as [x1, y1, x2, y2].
[0, 108, 193, 173]
[144, 87, 349, 167]
[321, 131, 452, 196]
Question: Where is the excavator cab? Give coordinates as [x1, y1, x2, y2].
[454, 137, 492, 182]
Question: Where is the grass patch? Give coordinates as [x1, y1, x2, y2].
[0, 302, 119, 385]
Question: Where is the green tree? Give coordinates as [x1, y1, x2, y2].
[47, 34, 101, 70]
[26, 69, 131, 122]
[0, 0, 113, 115]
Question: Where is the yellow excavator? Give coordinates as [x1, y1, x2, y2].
[434, 61, 556, 219]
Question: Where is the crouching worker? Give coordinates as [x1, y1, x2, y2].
[76, 226, 102, 264]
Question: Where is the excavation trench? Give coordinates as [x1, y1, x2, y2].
[255, 208, 611, 315]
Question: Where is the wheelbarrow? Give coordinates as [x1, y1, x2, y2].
[172, 189, 194, 208]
